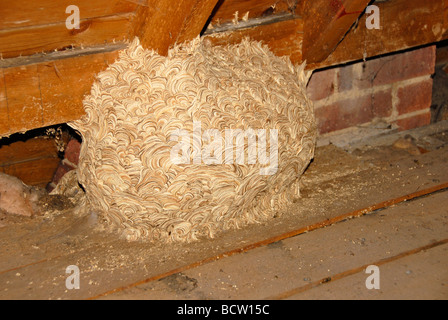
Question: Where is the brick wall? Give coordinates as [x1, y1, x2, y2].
[307, 45, 436, 135]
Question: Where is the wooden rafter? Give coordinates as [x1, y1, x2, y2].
[0, 0, 138, 59]
[311, 0, 447, 69]
[206, 18, 304, 65]
[0, 0, 221, 137]
[131, 0, 220, 55]
[302, 0, 371, 64]
[208, 0, 301, 25]
[1, 0, 448, 137]
[0, 52, 119, 137]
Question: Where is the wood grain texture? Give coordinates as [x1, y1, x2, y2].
[0, 72, 8, 134]
[0, 0, 138, 30]
[209, 0, 299, 25]
[3, 65, 43, 134]
[0, 136, 62, 187]
[302, 0, 371, 64]
[38, 51, 118, 127]
[205, 18, 304, 64]
[0, 43, 128, 69]
[0, 14, 132, 59]
[443, 0, 448, 37]
[0, 136, 447, 299]
[0, 157, 61, 187]
[310, 0, 448, 69]
[0, 51, 119, 137]
[207, 0, 447, 70]
[1, 0, 446, 136]
[131, 0, 220, 55]
[0, 137, 59, 165]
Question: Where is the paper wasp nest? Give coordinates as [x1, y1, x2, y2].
[70, 37, 316, 242]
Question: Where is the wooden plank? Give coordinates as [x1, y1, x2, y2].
[38, 51, 118, 127]
[302, 0, 371, 64]
[0, 0, 138, 30]
[0, 137, 59, 166]
[131, 0, 220, 55]
[3, 65, 43, 133]
[206, 0, 448, 70]
[209, 0, 298, 26]
[0, 135, 63, 187]
[0, 51, 119, 137]
[0, 43, 128, 69]
[444, 0, 448, 35]
[0, 157, 61, 187]
[285, 243, 448, 300]
[176, 0, 226, 44]
[1, 138, 447, 299]
[310, 0, 447, 69]
[107, 191, 448, 299]
[0, 13, 132, 59]
[0, 72, 8, 134]
[205, 18, 304, 64]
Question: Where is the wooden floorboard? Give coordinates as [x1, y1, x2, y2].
[103, 190, 448, 300]
[0, 126, 447, 300]
[285, 242, 448, 300]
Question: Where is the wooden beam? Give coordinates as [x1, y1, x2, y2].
[0, 13, 132, 59]
[302, 0, 371, 64]
[131, 0, 220, 55]
[38, 52, 118, 127]
[208, 0, 299, 26]
[208, 0, 448, 70]
[0, 51, 118, 137]
[0, 0, 221, 137]
[2, 65, 43, 134]
[0, 137, 62, 187]
[0, 74, 9, 135]
[0, 136, 60, 165]
[1, 0, 446, 137]
[0, 43, 127, 69]
[205, 18, 304, 64]
[1, 157, 61, 187]
[310, 0, 448, 70]
[445, 0, 448, 34]
[0, 0, 138, 30]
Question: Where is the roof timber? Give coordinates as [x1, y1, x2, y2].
[131, 0, 220, 55]
[302, 0, 372, 64]
[1, 0, 447, 137]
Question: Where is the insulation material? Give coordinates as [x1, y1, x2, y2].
[70, 37, 316, 242]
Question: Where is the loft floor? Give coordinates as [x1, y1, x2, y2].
[1, 121, 447, 300]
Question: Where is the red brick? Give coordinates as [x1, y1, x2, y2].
[358, 46, 436, 89]
[395, 112, 431, 131]
[315, 89, 393, 134]
[307, 68, 336, 101]
[62, 158, 77, 170]
[397, 79, 433, 115]
[64, 139, 81, 166]
[51, 163, 72, 185]
[372, 89, 393, 118]
[338, 64, 355, 92]
[315, 95, 372, 134]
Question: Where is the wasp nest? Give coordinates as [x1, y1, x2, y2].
[70, 37, 316, 242]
